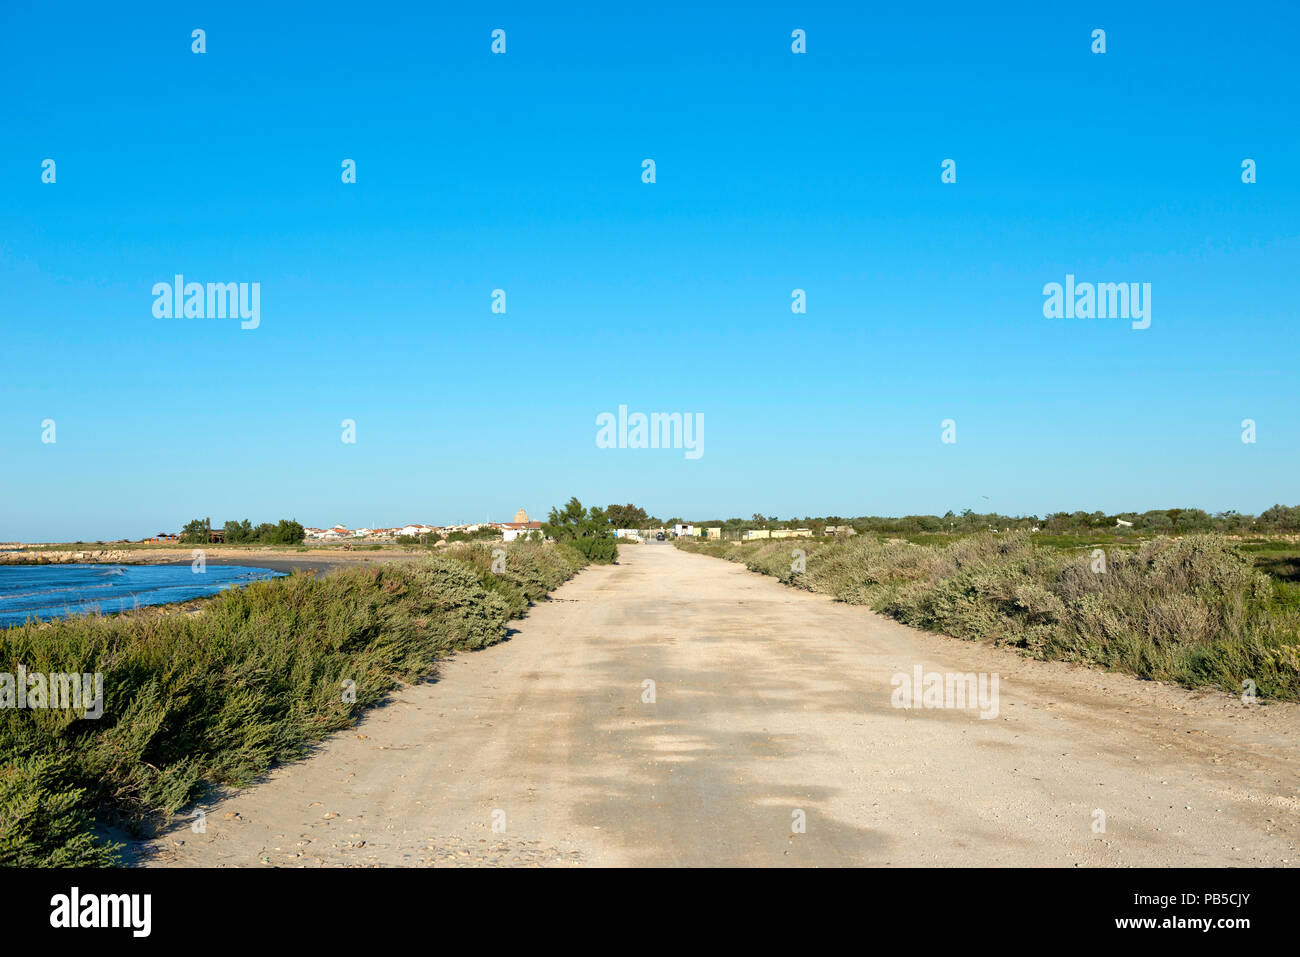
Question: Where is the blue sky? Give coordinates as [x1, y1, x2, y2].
[2, 1, 1297, 540]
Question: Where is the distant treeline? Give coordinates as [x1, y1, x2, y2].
[179, 518, 305, 545]
[689, 505, 1300, 535]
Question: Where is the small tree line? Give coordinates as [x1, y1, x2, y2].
[684, 505, 1300, 535]
[179, 517, 306, 545]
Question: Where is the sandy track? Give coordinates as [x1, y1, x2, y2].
[139, 542, 1298, 867]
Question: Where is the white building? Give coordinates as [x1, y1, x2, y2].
[500, 522, 543, 542]
[398, 524, 436, 537]
[496, 508, 541, 543]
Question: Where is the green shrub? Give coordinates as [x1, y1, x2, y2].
[0, 545, 589, 866]
[568, 536, 618, 563]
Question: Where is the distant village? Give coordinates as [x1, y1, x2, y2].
[303, 509, 545, 544]
[137, 512, 865, 547]
[303, 520, 858, 544]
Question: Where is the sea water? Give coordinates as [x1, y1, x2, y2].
[0, 563, 286, 627]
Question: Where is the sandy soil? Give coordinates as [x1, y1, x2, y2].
[136, 542, 1298, 867]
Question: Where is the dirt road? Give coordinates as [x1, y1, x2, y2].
[141, 542, 1298, 867]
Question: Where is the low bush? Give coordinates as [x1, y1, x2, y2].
[0, 543, 588, 866]
[567, 536, 618, 563]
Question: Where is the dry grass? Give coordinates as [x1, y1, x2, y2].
[679, 532, 1300, 702]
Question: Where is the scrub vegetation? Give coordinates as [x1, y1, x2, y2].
[678, 532, 1300, 703]
[0, 541, 589, 867]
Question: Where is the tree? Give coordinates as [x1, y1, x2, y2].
[604, 504, 649, 529]
[544, 497, 617, 562]
[545, 497, 606, 539]
[1258, 505, 1300, 530]
[180, 515, 303, 545]
[249, 519, 304, 545]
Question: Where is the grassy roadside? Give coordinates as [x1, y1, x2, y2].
[0, 541, 603, 866]
[677, 533, 1300, 702]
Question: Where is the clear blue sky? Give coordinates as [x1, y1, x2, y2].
[2, 1, 1297, 541]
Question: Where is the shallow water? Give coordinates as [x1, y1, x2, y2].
[0, 563, 286, 626]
